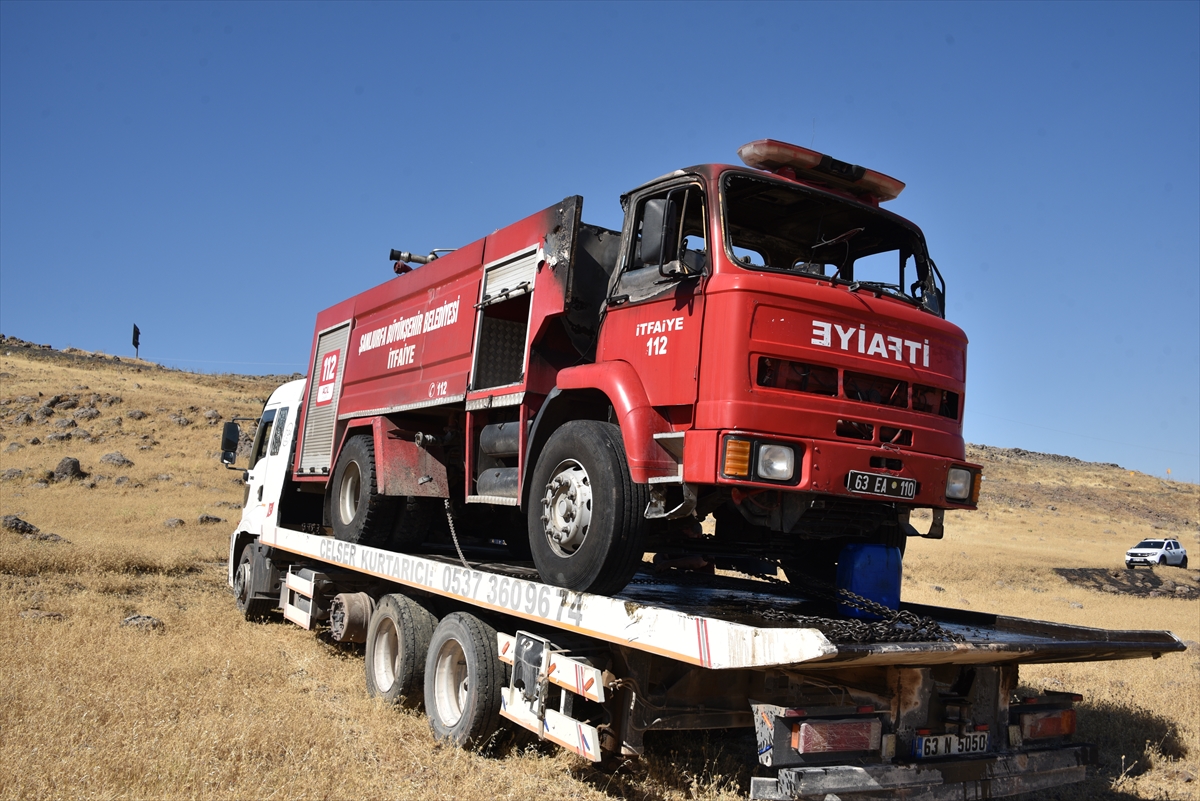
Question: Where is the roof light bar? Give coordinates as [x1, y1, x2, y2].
[737, 139, 906, 203]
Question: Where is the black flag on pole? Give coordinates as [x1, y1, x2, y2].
[132, 324, 140, 358]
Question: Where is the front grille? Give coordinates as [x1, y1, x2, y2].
[757, 356, 958, 421]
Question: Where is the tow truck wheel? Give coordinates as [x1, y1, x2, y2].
[424, 612, 506, 749]
[364, 593, 437, 707]
[331, 435, 396, 547]
[234, 544, 275, 620]
[527, 421, 648, 594]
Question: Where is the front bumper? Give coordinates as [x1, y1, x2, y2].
[750, 745, 1095, 800]
[682, 429, 979, 510]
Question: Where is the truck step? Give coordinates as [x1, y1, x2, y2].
[281, 566, 330, 630]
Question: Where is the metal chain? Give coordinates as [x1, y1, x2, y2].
[752, 569, 964, 644]
[634, 565, 963, 645]
[443, 499, 472, 571]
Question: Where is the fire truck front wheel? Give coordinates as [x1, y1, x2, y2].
[364, 593, 437, 708]
[528, 421, 649, 594]
[424, 612, 507, 749]
[331, 435, 396, 546]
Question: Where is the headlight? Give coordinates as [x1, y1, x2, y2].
[757, 444, 795, 481]
[946, 467, 973, 500]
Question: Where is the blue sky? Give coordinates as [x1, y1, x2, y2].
[1, 1, 1197, 482]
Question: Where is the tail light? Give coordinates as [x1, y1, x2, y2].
[792, 718, 882, 754]
[1021, 708, 1077, 740]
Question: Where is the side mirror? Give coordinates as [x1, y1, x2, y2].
[220, 421, 241, 466]
[640, 194, 681, 268]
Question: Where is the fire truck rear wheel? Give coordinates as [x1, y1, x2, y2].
[424, 612, 507, 749]
[390, 496, 438, 550]
[528, 421, 648, 595]
[331, 435, 396, 547]
[233, 543, 275, 620]
[364, 593, 437, 707]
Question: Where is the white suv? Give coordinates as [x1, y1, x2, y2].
[1125, 538, 1188, 569]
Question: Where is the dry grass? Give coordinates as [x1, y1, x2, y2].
[1, 348, 1197, 800]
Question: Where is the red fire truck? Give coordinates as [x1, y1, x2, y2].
[272, 140, 980, 595]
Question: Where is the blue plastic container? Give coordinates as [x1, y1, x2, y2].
[836, 543, 902, 620]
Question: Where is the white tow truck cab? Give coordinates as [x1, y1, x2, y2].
[218, 383, 1186, 800]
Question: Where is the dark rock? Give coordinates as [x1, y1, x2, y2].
[27, 437, 40, 445]
[71, 429, 91, 440]
[5, 442, 23, 453]
[1, 468, 23, 481]
[100, 395, 122, 407]
[16, 395, 36, 404]
[19, 610, 64, 622]
[127, 410, 148, 420]
[169, 413, 192, 427]
[120, 614, 164, 632]
[73, 407, 100, 421]
[3, 515, 39, 534]
[26, 531, 69, 543]
[204, 409, 222, 424]
[100, 452, 134, 468]
[54, 418, 77, 429]
[14, 412, 33, 425]
[32, 480, 49, 489]
[197, 514, 224, 524]
[52, 457, 88, 482]
[164, 518, 184, 528]
[34, 406, 53, 420]
[45, 432, 71, 443]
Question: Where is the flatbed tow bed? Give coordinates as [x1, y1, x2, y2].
[230, 523, 1186, 800]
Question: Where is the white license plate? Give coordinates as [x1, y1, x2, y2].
[912, 731, 989, 758]
[847, 470, 917, 499]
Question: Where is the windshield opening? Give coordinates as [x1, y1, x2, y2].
[721, 172, 945, 315]
[1134, 540, 1164, 549]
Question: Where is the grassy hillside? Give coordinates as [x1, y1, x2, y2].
[1, 336, 1197, 800]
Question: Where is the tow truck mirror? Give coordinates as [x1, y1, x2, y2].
[220, 421, 240, 466]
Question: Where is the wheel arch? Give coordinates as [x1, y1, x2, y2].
[525, 362, 675, 505]
[228, 530, 258, 588]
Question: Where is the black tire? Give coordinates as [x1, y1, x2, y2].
[390, 496, 439, 550]
[424, 612, 507, 749]
[1126, 562, 1134, 569]
[1180, 556, 1188, 569]
[233, 543, 275, 620]
[331, 435, 396, 546]
[364, 593, 437, 707]
[500, 507, 532, 560]
[1157, 556, 1166, 566]
[527, 421, 648, 594]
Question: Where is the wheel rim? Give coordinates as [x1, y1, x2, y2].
[234, 562, 251, 608]
[371, 616, 399, 691]
[539, 459, 593, 558]
[338, 461, 362, 525]
[432, 638, 468, 727]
